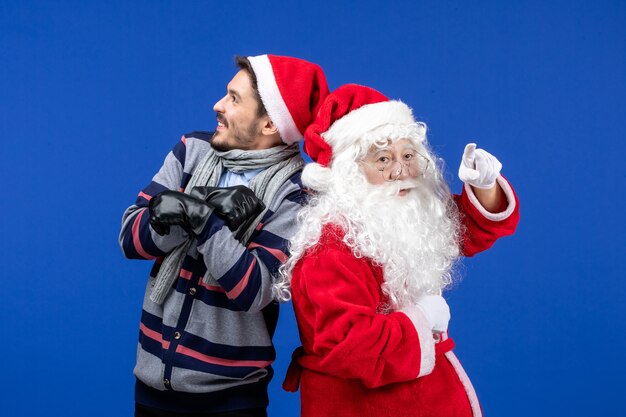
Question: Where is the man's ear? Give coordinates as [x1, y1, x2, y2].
[261, 117, 279, 136]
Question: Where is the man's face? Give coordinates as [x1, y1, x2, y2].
[212, 70, 265, 151]
[359, 138, 427, 196]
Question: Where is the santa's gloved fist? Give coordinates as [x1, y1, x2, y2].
[415, 294, 450, 333]
[148, 191, 212, 236]
[458, 143, 502, 189]
[191, 185, 265, 232]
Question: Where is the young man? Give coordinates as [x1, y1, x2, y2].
[276, 84, 520, 417]
[119, 55, 328, 417]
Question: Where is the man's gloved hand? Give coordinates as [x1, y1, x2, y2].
[415, 294, 450, 333]
[458, 143, 502, 189]
[190, 185, 265, 232]
[148, 191, 212, 236]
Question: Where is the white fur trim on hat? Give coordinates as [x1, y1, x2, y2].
[248, 55, 302, 145]
[323, 100, 416, 149]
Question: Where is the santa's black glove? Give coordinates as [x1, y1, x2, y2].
[148, 191, 212, 236]
[191, 185, 265, 232]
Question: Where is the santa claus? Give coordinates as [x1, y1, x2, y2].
[275, 84, 519, 417]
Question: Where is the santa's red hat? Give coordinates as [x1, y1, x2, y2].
[248, 54, 329, 145]
[303, 84, 417, 167]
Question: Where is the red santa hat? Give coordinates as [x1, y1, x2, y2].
[302, 84, 419, 191]
[247, 54, 329, 145]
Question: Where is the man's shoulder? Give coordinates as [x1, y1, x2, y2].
[267, 169, 307, 210]
[182, 130, 214, 143]
[173, 131, 214, 174]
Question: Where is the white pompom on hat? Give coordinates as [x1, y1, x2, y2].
[247, 54, 329, 145]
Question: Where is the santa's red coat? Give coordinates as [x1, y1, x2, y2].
[286, 179, 520, 417]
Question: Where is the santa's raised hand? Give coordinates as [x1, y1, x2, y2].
[458, 143, 502, 189]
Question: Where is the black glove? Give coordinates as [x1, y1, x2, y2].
[190, 185, 265, 232]
[148, 191, 212, 236]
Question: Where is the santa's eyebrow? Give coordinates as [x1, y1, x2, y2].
[370, 145, 418, 156]
[369, 148, 393, 157]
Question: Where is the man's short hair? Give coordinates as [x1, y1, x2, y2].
[235, 55, 268, 117]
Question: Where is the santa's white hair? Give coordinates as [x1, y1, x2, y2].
[274, 108, 462, 310]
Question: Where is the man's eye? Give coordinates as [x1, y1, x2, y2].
[231, 95, 237, 103]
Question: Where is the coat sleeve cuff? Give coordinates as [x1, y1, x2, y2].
[400, 306, 436, 377]
[464, 175, 517, 222]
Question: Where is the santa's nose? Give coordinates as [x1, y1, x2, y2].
[387, 161, 409, 181]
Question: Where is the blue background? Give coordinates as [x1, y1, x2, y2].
[1, 1, 624, 415]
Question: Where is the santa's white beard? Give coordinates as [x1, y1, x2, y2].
[345, 178, 461, 309]
[278, 168, 461, 309]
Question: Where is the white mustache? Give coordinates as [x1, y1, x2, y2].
[374, 179, 421, 196]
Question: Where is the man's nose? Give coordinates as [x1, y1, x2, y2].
[213, 95, 226, 112]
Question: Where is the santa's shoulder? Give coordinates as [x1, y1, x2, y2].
[305, 223, 366, 258]
[319, 223, 349, 247]
[297, 223, 381, 287]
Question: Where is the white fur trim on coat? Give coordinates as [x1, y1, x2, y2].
[464, 176, 516, 221]
[445, 351, 483, 417]
[400, 305, 436, 378]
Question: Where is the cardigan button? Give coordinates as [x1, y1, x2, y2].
[173, 332, 181, 340]
[189, 287, 197, 296]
